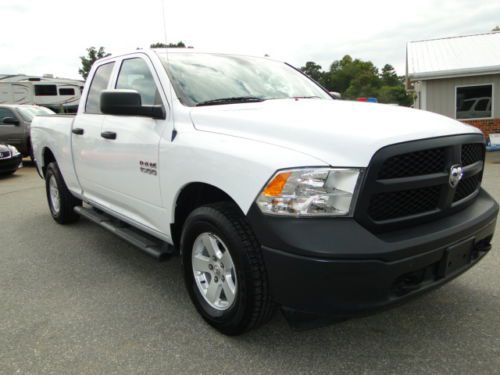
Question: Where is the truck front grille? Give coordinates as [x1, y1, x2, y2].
[453, 173, 482, 202]
[368, 185, 441, 221]
[461, 143, 484, 166]
[355, 135, 485, 232]
[378, 147, 446, 179]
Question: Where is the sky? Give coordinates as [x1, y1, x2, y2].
[1, 0, 499, 80]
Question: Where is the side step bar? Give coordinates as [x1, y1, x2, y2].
[74, 206, 175, 261]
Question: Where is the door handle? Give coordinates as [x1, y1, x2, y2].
[72, 128, 84, 135]
[101, 131, 117, 140]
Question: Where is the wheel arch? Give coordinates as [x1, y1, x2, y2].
[171, 182, 243, 250]
[41, 147, 57, 177]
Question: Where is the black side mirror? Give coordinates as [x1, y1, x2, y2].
[3, 117, 20, 125]
[100, 90, 166, 120]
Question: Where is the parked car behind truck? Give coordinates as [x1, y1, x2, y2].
[31, 49, 498, 335]
[0, 143, 22, 175]
[0, 104, 54, 158]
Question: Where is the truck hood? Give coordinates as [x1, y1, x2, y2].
[189, 99, 481, 167]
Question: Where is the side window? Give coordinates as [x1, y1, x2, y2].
[59, 88, 75, 96]
[116, 58, 161, 106]
[0, 108, 16, 124]
[34, 85, 57, 96]
[85, 62, 115, 114]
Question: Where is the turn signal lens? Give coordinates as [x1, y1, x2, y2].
[263, 172, 291, 197]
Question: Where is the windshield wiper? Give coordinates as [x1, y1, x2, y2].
[195, 96, 266, 106]
[291, 96, 322, 99]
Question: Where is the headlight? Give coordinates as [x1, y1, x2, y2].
[256, 168, 362, 217]
[7, 145, 21, 157]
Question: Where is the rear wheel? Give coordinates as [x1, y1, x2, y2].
[181, 202, 274, 335]
[45, 162, 81, 224]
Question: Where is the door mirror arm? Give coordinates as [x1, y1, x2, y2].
[138, 105, 166, 120]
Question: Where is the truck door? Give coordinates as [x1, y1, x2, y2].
[96, 56, 167, 232]
[71, 61, 115, 201]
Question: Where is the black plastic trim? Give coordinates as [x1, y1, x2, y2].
[354, 134, 485, 232]
[262, 227, 493, 316]
[247, 189, 498, 262]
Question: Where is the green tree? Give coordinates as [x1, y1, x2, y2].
[493, 26, 500, 32]
[380, 64, 400, 86]
[299, 55, 414, 106]
[345, 71, 380, 99]
[78, 46, 111, 80]
[378, 85, 414, 107]
[327, 55, 380, 98]
[150, 41, 187, 48]
[300, 61, 326, 85]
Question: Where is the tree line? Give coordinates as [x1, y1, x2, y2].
[300, 56, 413, 106]
[78, 43, 414, 106]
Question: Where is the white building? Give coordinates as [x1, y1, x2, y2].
[407, 32, 500, 136]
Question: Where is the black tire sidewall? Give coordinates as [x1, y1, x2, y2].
[45, 164, 62, 220]
[45, 162, 80, 223]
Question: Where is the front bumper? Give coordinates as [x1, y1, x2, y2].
[247, 189, 498, 317]
[0, 154, 22, 174]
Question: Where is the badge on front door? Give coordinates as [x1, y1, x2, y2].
[139, 161, 157, 176]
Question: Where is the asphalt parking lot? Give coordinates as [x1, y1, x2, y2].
[1, 157, 499, 375]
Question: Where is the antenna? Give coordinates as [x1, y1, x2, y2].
[160, 0, 168, 48]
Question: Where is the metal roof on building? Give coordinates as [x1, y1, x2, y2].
[407, 32, 500, 81]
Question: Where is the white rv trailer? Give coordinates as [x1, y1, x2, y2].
[0, 74, 84, 112]
[0, 81, 34, 105]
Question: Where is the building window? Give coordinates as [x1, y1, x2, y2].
[59, 88, 75, 96]
[34, 85, 58, 96]
[456, 84, 493, 119]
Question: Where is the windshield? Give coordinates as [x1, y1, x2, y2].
[17, 106, 55, 122]
[159, 53, 331, 106]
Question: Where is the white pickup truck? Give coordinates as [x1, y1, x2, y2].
[31, 49, 498, 335]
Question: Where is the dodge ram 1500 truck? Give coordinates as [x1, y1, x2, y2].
[31, 49, 498, 335]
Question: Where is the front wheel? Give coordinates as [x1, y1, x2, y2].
[181, 202, 274, 335]
[45, 162, 81, 224]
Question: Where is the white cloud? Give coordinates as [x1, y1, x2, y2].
[1, 0, 499, 79]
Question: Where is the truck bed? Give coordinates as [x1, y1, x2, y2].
[31, 114, 80, 195]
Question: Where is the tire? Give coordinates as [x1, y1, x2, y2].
[45, 162, 81, 224]
[29, 147, 35, 163]
[181, 202, 274, 335]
